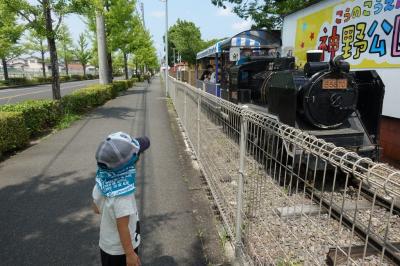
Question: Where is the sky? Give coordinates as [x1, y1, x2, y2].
[24, 0, 253, 57]
[142, 0, 253, 56]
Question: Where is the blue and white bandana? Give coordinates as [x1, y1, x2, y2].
[96, 154, 139, 197]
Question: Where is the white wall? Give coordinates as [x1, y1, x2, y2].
[282, 0, 400, 119]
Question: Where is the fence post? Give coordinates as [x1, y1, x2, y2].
[197, 94, 201, 158]
[235, 105, 248, 258]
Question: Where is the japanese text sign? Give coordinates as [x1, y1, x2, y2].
[294, 0, 400, 68]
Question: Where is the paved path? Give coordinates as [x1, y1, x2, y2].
[0, 79, 100, 105]
[0, 79, 217, 265]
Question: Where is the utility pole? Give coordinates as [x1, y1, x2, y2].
[140, 2, 145, 28]
[164, 0, 168, 96]
[96, 10, 111, 84]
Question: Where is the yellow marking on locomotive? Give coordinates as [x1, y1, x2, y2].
[322, 79, 348, 90]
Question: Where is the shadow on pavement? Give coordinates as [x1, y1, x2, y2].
[0, 170, 100, 266]
[89, 106, 140, 121]
[122, 89, 149, 96]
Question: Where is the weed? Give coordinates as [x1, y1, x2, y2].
[56, 113, 81, 130]
[219, 228, 229, 248]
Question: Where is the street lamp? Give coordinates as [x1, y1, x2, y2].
[160, 0, 168, 96]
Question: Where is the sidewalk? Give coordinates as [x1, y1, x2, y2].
[0, 78, 225, 265]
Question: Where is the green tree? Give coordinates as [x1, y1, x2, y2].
[83, 0, 157, 79]
[24, 29, 48, 78]
[201, 38, 226, 50]
[74, 33, 91, 78]
[105, 0, 143, 79]
[211, 0, 315, 30]
[0, 3, 25, 81]
[6, 0, 77, 99]
[57, 23, 74, 76]
[167, 19, 204, 66]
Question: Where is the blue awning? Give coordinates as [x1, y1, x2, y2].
[220, 30, 281, 50]
[230, 37, 261, 47]
[196, 41, 224, 60]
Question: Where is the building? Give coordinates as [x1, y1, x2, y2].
[8, 57, 49, 73]
[5, 57, 96, 76]
[281, 0, 400, 163]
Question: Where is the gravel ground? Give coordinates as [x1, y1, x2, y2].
[178, 96, 398, 265]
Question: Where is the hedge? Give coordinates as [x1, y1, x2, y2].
[0, 100, 62, 137]
[112, 80, 133, 92]
[0, 80, 132, 155]
[35, 76, 53, 83]
[0, 112, 29, 154]
[61, 84, 116, 114]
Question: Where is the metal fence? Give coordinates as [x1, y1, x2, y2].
[0, 68, 96, 81]
[166, 75, 400, 265]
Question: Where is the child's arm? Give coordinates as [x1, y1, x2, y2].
[117, 216, 141, 266]
[92, 185, 103, 215]
[92, 202, 100, 214]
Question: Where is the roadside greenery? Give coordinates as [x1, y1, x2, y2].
[74, 33, 92, 78]
[0, 112, 29, 153]
[211, 0, 314, 30]
[24, 29, 48, 78]
[0, 78, 136, 156]
[0, 2, 25, 82]
[2, 0, 159, 99]
[0, 100, 62, 137]
[0, 74, 99, 88]
[83, 0, 159, 80]
[166, 19, 226, 66]
[57, 24, 74, 76]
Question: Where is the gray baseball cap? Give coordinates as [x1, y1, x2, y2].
[95, 132, 141, 169]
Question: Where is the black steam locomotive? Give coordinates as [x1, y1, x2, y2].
[222, 52, 385, 160]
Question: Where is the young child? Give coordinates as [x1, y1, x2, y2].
[92, 132, 150, 266]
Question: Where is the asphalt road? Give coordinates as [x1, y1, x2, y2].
[0, 79, 219, 265]
[0, 79, 100, 105]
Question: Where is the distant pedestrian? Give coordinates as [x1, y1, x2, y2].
[92, 132, 150, 266]
[200, 64, 213, 81]
[146, 71, 151, 84]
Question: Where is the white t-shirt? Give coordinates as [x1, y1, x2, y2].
[92, 185, 140, 255]
[209, 72, 216, 83]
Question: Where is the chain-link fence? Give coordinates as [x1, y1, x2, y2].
[166, 75, 400, 265]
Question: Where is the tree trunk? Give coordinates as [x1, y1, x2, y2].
[135, 59, 138, 78]
[82, 64, 86, 78]
[2, 58, 9, 82]
[65, 58, 69, 76]
[107, 52, 113, 81]
[123, 52, 129, 80]
[43, 0, 61, 100]
[64, 44, 69, 76]
[40, 49, 46, 78]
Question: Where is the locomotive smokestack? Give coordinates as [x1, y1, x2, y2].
[304, 50, 328, 77]
[306, 50, 323, 63]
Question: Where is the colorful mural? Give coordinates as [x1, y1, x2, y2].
[294, 0, 400, 68]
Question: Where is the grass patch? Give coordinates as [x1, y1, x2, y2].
[56, 113, 81, 130]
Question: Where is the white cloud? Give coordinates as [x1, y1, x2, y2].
[216, 7, 233, 17]
[232, 20, 252, 32]
[150, 10, 164, 18]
